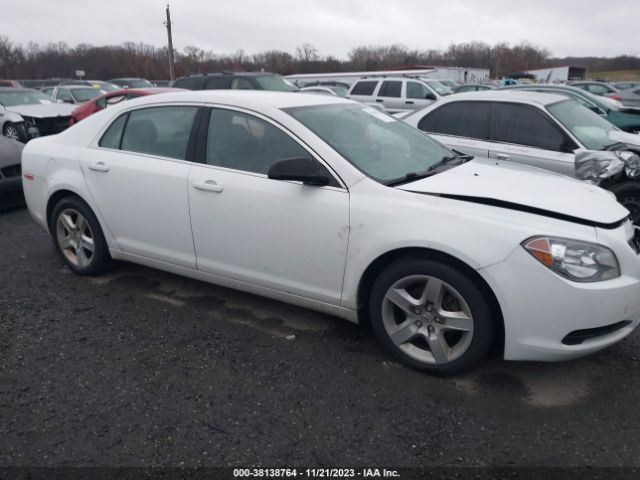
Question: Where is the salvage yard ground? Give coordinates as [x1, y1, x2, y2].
[2, 206, 640, 466]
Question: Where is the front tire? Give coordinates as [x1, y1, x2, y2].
[610, 181, 640, 226]
[368, 257, 496, 376]
[50, 196, 112, 275]
[3, 122, 27, 143]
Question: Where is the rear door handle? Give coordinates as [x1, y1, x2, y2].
[88, 162, 109, 172]
[496, 153, 510, 161]
[192, 180, 223, 193]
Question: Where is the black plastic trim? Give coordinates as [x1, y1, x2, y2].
[562, 320, 632, 345]
[406, 191, 628, 230]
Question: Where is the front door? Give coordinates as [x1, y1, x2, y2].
[188, 107, 349, 304]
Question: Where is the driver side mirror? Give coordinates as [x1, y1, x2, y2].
[268, 157, 330, 186]
[425, 93, 436, 100]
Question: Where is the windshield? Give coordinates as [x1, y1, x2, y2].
[71, 88, 102, 102]
[255, 75, 298, 92]
[547, 100, 618, 150]
[424, 80, 453, 96]
[285, 104, 455, 183]
[115, 79, 153, 88]
[0, 90, 54, 107]
[92, 82, 119, 92]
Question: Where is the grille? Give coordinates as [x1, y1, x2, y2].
[0, 164, 21, 179]
[33, 116, 72, 136]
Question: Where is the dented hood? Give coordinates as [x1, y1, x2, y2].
[397, 157, 629, 227]
[7, 103, 75, 119]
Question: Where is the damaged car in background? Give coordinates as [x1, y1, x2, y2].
[0, 87, 75, 142]
[403, 91, 640, 224]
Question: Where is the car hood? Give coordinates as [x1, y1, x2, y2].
[7, 103, 75, 118]
[397, 157, 629, 227]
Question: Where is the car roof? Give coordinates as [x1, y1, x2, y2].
[441, 90, 569, 106]
[107, 90, 353, 111]
[58, 85, 100, 90]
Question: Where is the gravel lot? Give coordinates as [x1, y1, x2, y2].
[2, 205, 640, 468]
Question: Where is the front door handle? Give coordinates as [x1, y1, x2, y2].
[496, 153, 510, 161]
[375, 99, 384, 103]
[88, 162, 109, 172]
[405, 100, 414, 105]
[192, 180, 223, 193]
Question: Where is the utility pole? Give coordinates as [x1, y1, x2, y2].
[164, 4, 176, 81]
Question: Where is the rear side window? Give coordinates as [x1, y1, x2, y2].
[206, 108, 308, 175]
[119, 106, 198, 160]
[418, 102, 491, 140]
[99, 114, 128, 149]
[495, 103, 567, 151]
[378, 81, 402, 98]
[350, 81, 378, 96]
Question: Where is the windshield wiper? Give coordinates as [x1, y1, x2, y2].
[385, 152, 474, 187]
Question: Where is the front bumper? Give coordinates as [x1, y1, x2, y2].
[480, 237, 640, 362]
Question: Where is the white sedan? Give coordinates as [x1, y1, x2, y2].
[21, 91, 640, 375]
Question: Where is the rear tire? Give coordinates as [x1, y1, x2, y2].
[610, 181, 640, 226]
[50, 196, 112, 275]
[368, 256, 496, 376]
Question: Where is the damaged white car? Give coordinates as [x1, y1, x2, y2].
[403, 91, 640, 224]
[21, 91, 640, 375]
[0, 87, 75, 142]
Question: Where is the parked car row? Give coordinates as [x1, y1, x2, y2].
[20, 90, 640, 376]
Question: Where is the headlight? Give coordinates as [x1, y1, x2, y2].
[523, 236, 620, 282]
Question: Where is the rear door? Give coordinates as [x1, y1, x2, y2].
[374, 80, 404, 113]
[81, 105, 200, 267]
[415, 101, 493, 158]
[489, 102, 577, 176]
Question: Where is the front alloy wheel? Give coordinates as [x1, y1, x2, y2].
[369, 257, 496, 375]
[3, 123, 24, 142]
[382, 275, 474, 365]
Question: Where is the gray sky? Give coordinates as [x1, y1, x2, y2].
[3, 0, 638, 58]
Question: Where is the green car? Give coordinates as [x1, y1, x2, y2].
[499, 84, 640, 134]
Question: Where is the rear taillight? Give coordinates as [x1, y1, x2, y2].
[607, 95, 622, 101]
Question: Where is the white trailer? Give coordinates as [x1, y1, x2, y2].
[286, 67, 490, 87]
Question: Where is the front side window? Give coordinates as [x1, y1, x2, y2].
[547, 99, 618, 151]
[378, 81, 402, 98]
[406, 82, 430, 100]
[56, 89, 73, 102]
[119, 106, 198, 160]
[286, 104, 453, 184]
[206, 108, 309, 175]
[418, 101, 491, 141]
[495, 103, 569, 151]
[231, 78, 254, 90]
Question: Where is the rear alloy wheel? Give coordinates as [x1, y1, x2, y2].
[369, 257, 496, 375]
[3, 122, 26, 142]
[611, 182, 640, 226]
[51, 197, 112, 275]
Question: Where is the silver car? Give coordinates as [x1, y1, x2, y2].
[347, 77, 444, 113]
[403, 91, 640, 223]
[612, 87, 640, 109]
